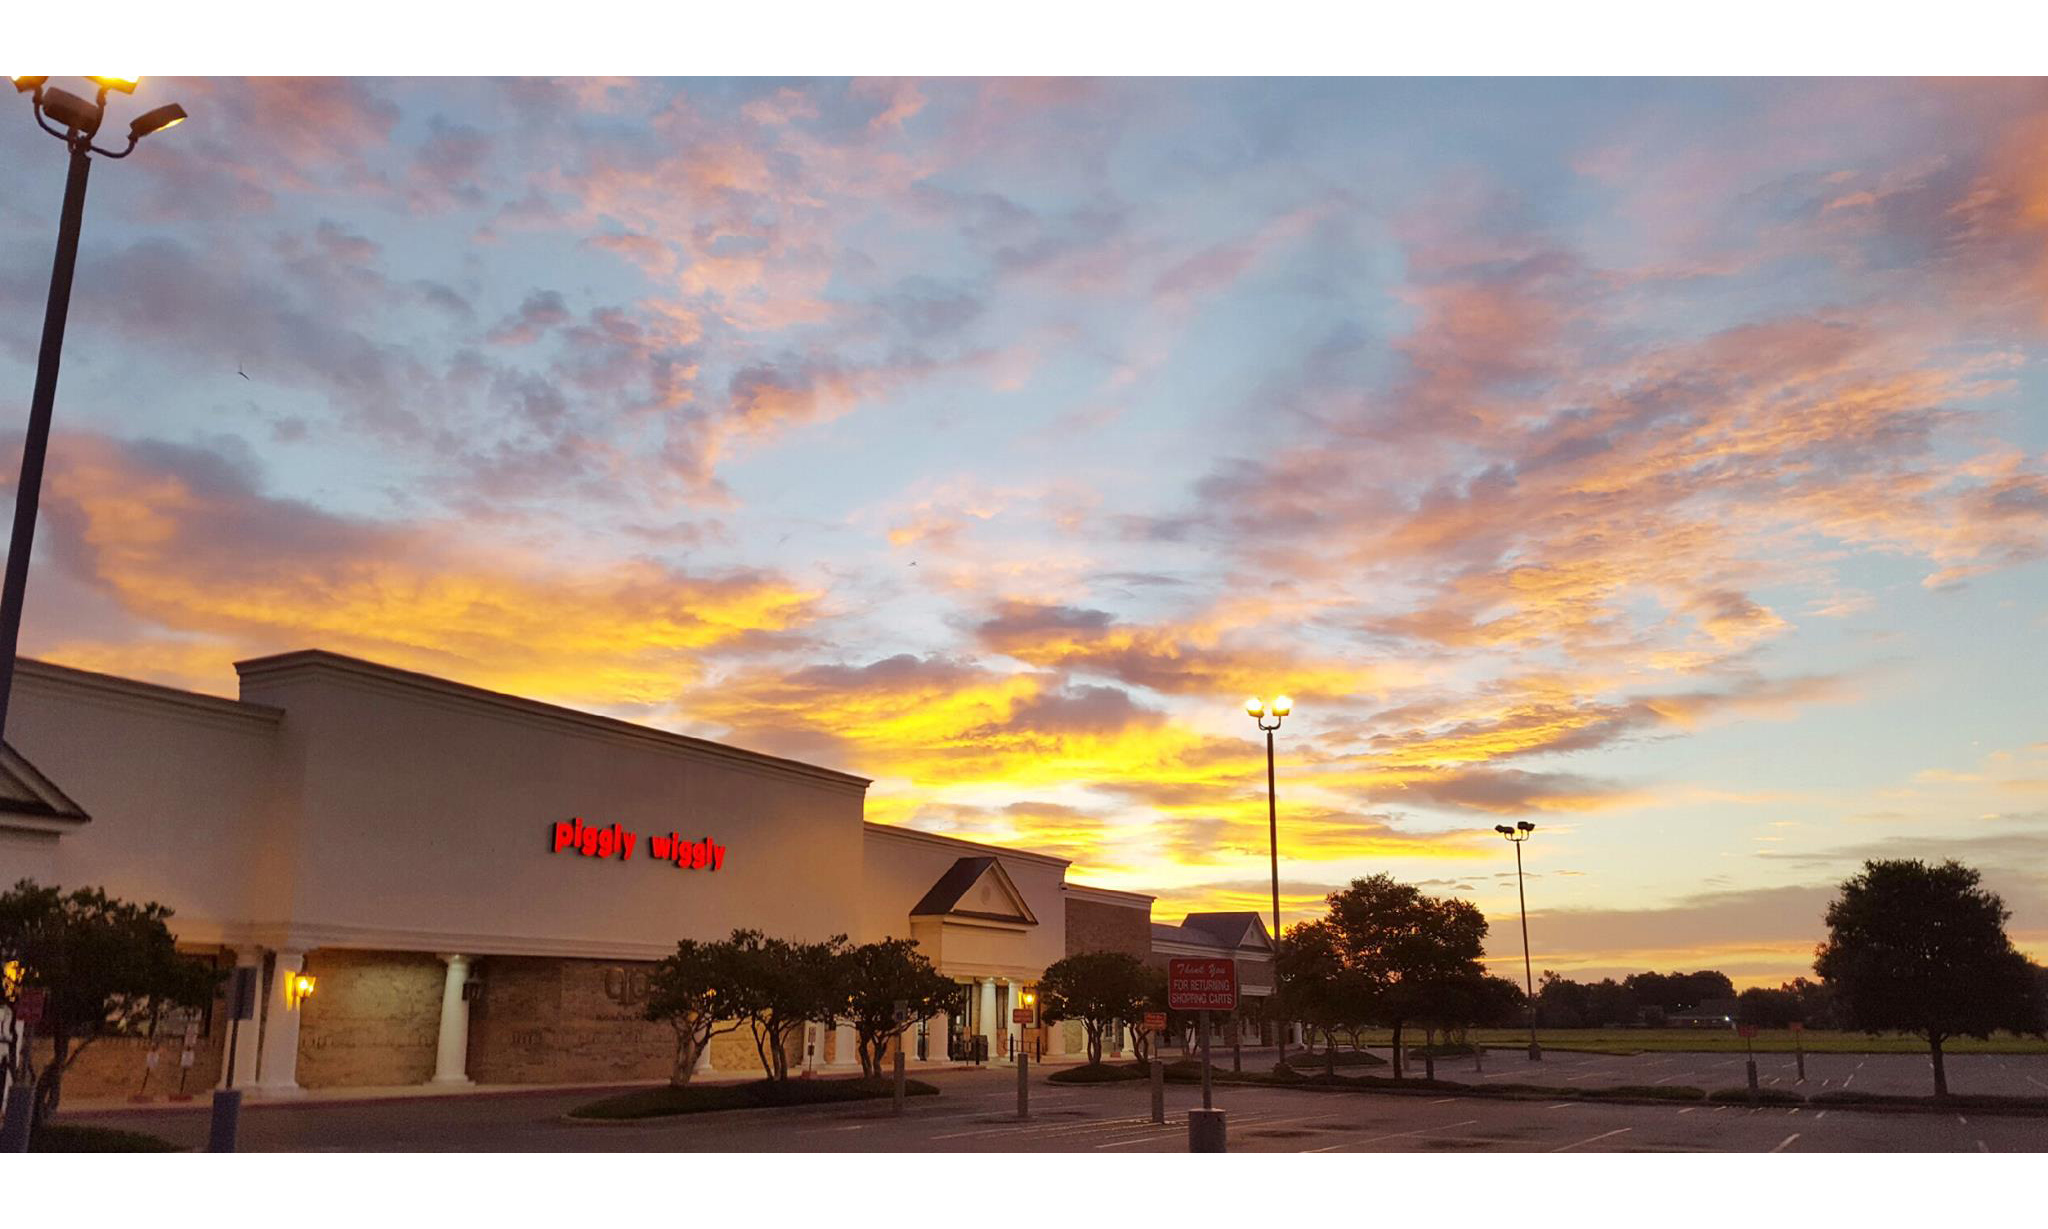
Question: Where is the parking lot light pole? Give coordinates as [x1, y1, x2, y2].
[1495, 821, 1541, 1061]
[0, 78, 187, 743]
[1246, 695, 1292, 1069]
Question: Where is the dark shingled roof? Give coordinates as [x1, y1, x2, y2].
[1178, 912, 1269, 950]
[909, 856, 1038, 925]
[0, 741, 89, 824]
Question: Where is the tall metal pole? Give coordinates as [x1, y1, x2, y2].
[1266, 725, 1285, 1070]
[1514, 838, 1540, 1061]
[0, 141, 92, 744]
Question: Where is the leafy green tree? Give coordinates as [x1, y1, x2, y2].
[0, 881, 220, 1126]
[1036, 951, 1153, 1066]
[840, 938, 963, 1078]
[642, 937, 747, 1086]
[1323, 874, 1489, 1075]
[720, 929, 851, 1082]
[1737, 985, 1801, 1029]
[1814, 860, 2047, 1096]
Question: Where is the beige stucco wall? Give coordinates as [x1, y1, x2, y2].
[3, 662, 282, 942]
[861, 825, 1068, 980]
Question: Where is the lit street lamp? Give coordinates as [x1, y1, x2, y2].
[0, 78, 187, 743]
[1246, 694, 1292, 1070]
[1494, 820, 1541, 1061]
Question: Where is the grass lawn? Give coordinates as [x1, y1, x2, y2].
[1349, 1028, 2048, 1055]
[569, 1076, 937, 1120]
[33, 1123, 185, 1152]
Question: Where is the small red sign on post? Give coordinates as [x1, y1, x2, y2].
[1738, 1024, 1758, 1038]
[1167, 958, 1238, 1012]
[1012, 1008, 1033, 1024]
[1788, 1022, 1804, 1032]
[1141, 1011, 1167, 1033]
[12, 988, 45, 1026]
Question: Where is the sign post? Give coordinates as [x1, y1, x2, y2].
[1168, 958, 1237, 1153]
[1791, 1021, 1806, 1083]
[1739, 1023, 1759, 1102]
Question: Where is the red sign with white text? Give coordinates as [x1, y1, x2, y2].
[1167, 958, 1237, 1011]
[1141, 1012, 1167, 1033]
[549, 817, 725, 872]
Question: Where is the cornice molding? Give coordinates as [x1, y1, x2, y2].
[234, 649, 870, 795]
[16, 658, 283, 734]
[862, 821, 1072, 869]
[1063, 881, 1156, 908]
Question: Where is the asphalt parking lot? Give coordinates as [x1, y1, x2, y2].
[63, 1065, 2048, 1152]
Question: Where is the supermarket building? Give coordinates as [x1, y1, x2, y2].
[0, 650, 1179, 1098]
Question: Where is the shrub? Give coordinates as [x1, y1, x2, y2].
[570, 1076, 936, 1120]
[1046, 1062, 1150, 1085]
[29, 1124, 183, 1152]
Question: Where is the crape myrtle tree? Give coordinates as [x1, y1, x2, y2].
[0, 881, 220, 1126]
[723, 929, 852, 1082]
[1324, 874, 1489, 1078]
[1814, 859, 2046, 1097]
[1277, 919, 1378, 1075]
[642, 937, 748, 1086]
[1406, 972, 1527, 1050]
[841, 937, 963, 1078]
[1037, 951, 1154, 1066]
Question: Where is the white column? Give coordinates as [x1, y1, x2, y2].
[978, 978, 997, 1057]
[694, 1037, 716, 1075]
[830, 1022, 858, 1068]
[431, 953, 473, 1085]
[217, 945, 264, 1091]
[925, 1010, 948, 1063]
[253, 949, 306, 1096]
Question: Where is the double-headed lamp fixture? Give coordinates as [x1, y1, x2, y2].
[13, 76, 187, 156]
[1495, 821, 1535, 842]
[1245, 695, 1292, 731]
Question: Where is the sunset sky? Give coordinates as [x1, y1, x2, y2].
[2, 77, 2044, 987]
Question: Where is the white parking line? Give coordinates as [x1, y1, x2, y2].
[1770, 1133, 1800, 1153]
[1676, 1107, 1697, 1115]
[1430, 1097, 1460, 1104]
[1978, 1140, 1990, 1152]
[1816, 1110, 1828, 1120]
[1956, 1115, 1968, 1125]
[1304, 1119, 1480, 1153]
[1546, 1102, 1576, 1110]
[1552, 1127, 1632, 1152]
[2028, 1076, 2048, 1093]
[1787, 1108, 1800, 1116]
[1841, 1074, 1854, 1088]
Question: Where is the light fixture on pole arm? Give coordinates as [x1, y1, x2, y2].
[0, 77, 189, 746]
[1246, 694, 1292, 1071]
[1494, 820, 1541, 1061]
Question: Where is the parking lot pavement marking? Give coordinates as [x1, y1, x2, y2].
[1841, 1074, 1855, 1088]
[1714, 1106, 1729, 1114]
[1787, 1108, 1800, 1116]
[1956, 1115, 1968, 1125]
[1303, 1118, 1481, 1153]
[1978, 1140, 1989, 1152]
[1546, 1102, 1576, 1110]
[2028, 1076, 2048, 1092]
[1676, 1107, 1697, 1115]
[1815, 1110, 1828, 1120]
[930, 1115, 1152, 1141]
[1652, 1072, 1696, 1085]
[1770, 1133, 1800, 1153]
[1551, 1127, 1631, 1152]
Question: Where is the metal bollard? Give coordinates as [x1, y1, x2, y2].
[1188, 1107, 1227, 1152]
[1795, 1050, 1806, 1084]
[1425, 1053, 1435, 1082]
[1150, 1057, 1165, 1124]
[207, 1088, 243, 1152]
[1746, 1059, 1759, 1103]
[1017, 1052, 1029, 1119]
[1475, 1045, 1485, 1074]
[0, 1083, 34, 1152]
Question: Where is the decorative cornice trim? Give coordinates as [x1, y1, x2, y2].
[233, 649, 870, 794]
[1063, 881, 1156, 908]
[862, 821, 1072, 869]
[16, 658, 283, 733]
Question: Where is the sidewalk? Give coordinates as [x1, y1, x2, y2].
[61, 1056, 1016, 1115]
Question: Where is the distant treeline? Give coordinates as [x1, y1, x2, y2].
[1533, 969, 1843, 1029]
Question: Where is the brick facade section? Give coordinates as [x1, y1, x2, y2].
[296, 949, 444, 1088]
[26, 946, 230, 1102]
[1064, 897, 1151, 958]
